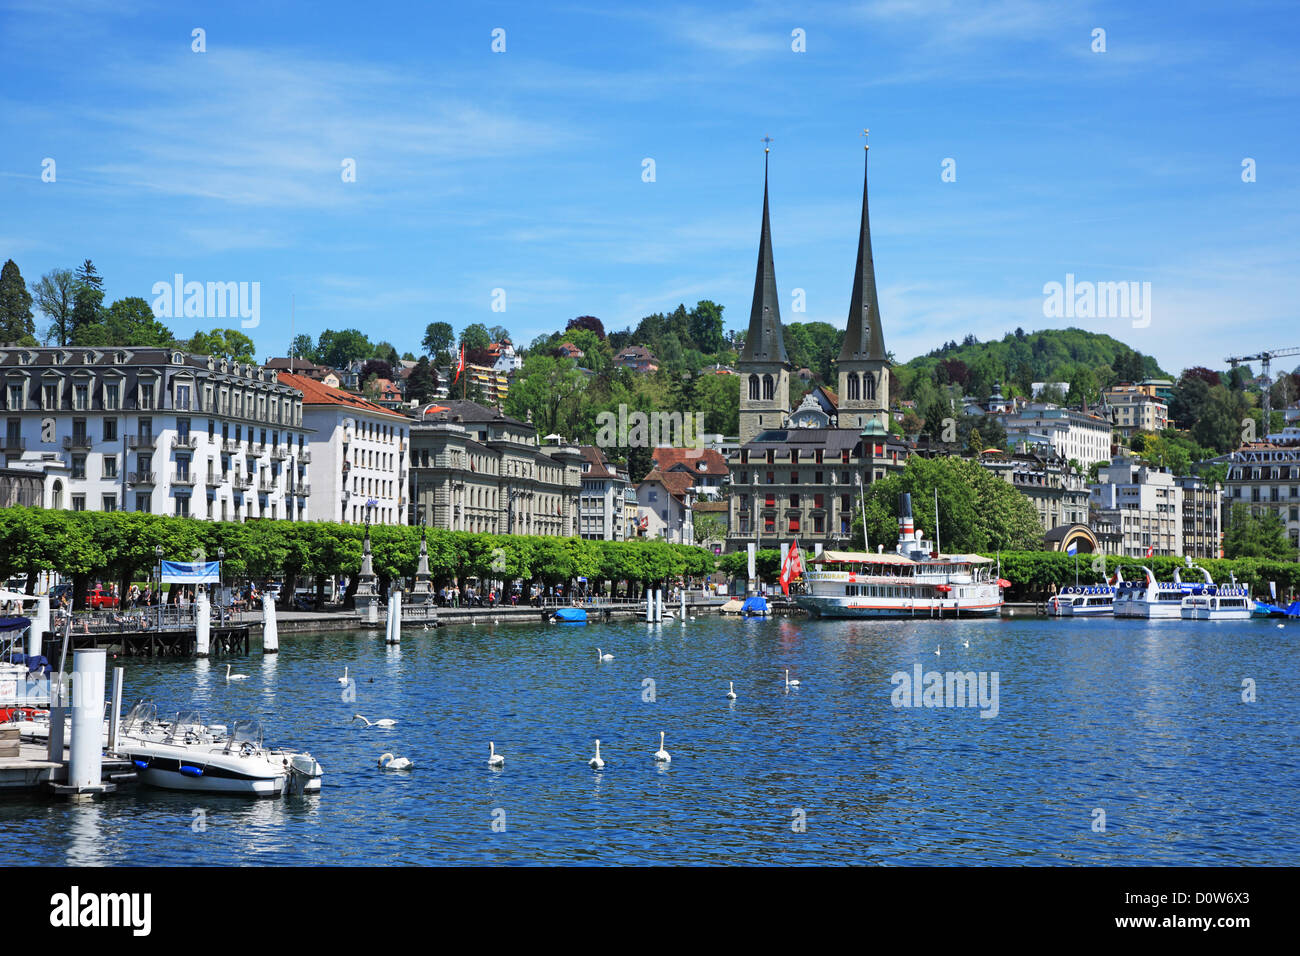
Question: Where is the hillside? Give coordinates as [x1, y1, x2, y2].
[893, 327, 1172, 401]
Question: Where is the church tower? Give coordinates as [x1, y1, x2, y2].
[737, 147, 791, 444]
[836, 137, 890, 432]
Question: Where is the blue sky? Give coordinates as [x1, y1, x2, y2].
[3, 0, 1298, 376]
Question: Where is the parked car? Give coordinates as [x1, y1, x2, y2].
[86, 586, 120, 609]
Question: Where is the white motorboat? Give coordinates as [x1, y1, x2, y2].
[1113, 566, 1201, 619]
[1049, 584, 1117, 616]
[117, 704, 323, 797]
[1181, 572, 1252, 620]
[795, 494, 1005, 619]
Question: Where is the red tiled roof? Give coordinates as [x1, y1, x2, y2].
[639, 468, 695, 503]
[650, 446, 729, 478]
[277, 372, 409, 420]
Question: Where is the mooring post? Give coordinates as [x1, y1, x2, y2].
[195, 591, 211, 657]
[107, 666, 124, 755]
[31, 593, 49, 658]
[262, 592, 279, 653]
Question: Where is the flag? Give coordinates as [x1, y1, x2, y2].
[1066, 542, 1078, 556]
[779, 540, 804, 595]
[1145, 547, 1154, 558]
[453, 344, 465, 383]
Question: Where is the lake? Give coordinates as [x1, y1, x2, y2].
[2, 614, 1295, 865]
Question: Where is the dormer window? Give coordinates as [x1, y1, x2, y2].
[114, 351, 127, 364]
[172, 351, 184, 365]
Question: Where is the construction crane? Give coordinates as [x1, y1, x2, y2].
[1225, 346, 1300, 428]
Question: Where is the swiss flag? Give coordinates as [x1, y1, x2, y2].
[453, 344, 466, 383]
[1145, 547, 1154, 558]
[779, 540, 804, 595]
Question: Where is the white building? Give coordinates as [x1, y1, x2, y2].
[636, 468, 695, 544]
[1003, 404, 1113, 467]
[578, 446, 631, 540]
[278, 372, 410, 525]
[1, 347, 307, 520]
[1090, 453, 1184, 557]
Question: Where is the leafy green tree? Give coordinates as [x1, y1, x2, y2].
[688, 300, 726, 354]
[0, 259, 36, 342]
[406, 356, 439, 404]
[459, 323, 491, 352]
[34, 268, 77, 346]
[290, 333, 317, 363]
[315, 329, 373, 369]
[70, 259, 105, 339]
[73, 297, 175, 348]
[187, 328, 256, 363]
[1224, 504, 1293, 560]
[422, 321, 454, 362]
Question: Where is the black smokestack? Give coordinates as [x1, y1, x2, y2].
[899, 493, 914, 536]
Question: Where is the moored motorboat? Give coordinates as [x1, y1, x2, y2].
[1049, 583, 1117, 616]
[1181, 573, 1252, 620]
[1113, 566, 1198, 619]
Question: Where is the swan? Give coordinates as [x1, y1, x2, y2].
[654, 731, 671, 763]
[726, 681, 736, 700]
[784, 669, 800, 688]
[488, 741, 504, 768]
[337, 666, 349, 685]
[597, 648, 613, 661]
[961, 639, 970, 649]
[353, 714, 397, 728]
[378, 752, 412, 771]
[492, 617, 500, 625]
[589, 739, 605, 770]
[934, 646, 941, 656]
[226, 664, 248, 681]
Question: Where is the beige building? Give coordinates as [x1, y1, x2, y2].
[1177, 474, 1223, 559]
[978, 448, 1089, 536]
[408, 400, 581, 535]
[578, 446, 632, 540]
[1223, 431, 1300, 553]
[1103, 385, 1168, 437]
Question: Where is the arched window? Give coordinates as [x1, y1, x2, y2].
[52, 480, 63, 510]
[865, 374, 876, 401]
[847, 374, 860, 401]
[762, 375, 774, 400]
[749, 375, 760, 400]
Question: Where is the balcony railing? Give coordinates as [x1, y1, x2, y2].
[258, 476, 274, 492]
[223, 438, 240, 452]
[172, 471, 196, 487]
[299, 449, 311, 463]
[234, 473, 254, 489]
[250, 443, 267, 456]
[172, 435, 199, 450]
[295, 483, 311, 496]
[63, 435, 93, 450]
[270, 446, 288, 461]
[127, 434, 157, 449]
[206, 472, 225, 487]
[128, 471, 156, 485]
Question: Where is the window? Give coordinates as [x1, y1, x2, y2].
[140, 383, 154, 409]
[73, 383, 89, 410]
[103, 455, 117, 478]
[72, 455, 86, 479]
[43, 383, 58, 408]
[102, 495, 117, 512]
[72, 495, 85, 511]
[790, 493, 800, 507]
[103, 418, 117, 442]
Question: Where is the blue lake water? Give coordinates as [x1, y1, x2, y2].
[1, 614, 1296, 865]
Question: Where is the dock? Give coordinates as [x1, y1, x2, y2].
[0, 739, 136, 795]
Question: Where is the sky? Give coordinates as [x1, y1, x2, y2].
[3, 0, 1298, 376]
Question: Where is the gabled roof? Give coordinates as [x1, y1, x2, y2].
[578, 445, 620, 479]
[638, 468, 695, 503]
[276, 372, 409, 421]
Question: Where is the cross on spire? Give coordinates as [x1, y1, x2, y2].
[862, 128, 870, 150]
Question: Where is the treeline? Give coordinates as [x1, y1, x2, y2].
[0, 257, 257, 362]
[0, 508, 717, 610]
[990, 552, 1300, 601]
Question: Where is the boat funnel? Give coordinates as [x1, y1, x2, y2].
[898, 493, 914, 537]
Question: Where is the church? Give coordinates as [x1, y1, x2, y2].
[727, 142, 910, 554]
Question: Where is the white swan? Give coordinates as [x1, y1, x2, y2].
[961, 639, 970, 649]
[589, 739, 605, 770]
[597, 648, 613, 661]
[337, 666, 350, 685]
[784, 669, 800, 688]
[226, 664, 248, 681]
[726, 681, 736, 700]
[654, 731, 671, 763]
[935, 646, 941, 656]
[488, 741, 504, 768]
[353, 714, 397, 728]
[378, 752, 412, 770]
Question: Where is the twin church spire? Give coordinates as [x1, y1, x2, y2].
[737, 136, 889, 443]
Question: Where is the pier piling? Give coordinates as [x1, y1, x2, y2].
[195, 592, 211, 657]
[262, 593, 280, 653]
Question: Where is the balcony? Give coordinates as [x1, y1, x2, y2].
[271, 446, 288, 461]
[295, 483, 311, 496]
[234, 473, 254, 490]
[172, 435, 199, 450]
[63, 435, 94, 450]
[250, 443, 267, 456]
[172, 470, 197, 487]
[127, 434, 157, 449]
[128, 471, 156, 486]
[223, 438, 240, 452]
[0, 436, 24, 453]
[258, 476, 275, 493]
[206, 472, 225, 487]
[299, 449, 311, 464]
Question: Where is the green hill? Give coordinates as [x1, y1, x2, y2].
[893, 327, 1171, 401]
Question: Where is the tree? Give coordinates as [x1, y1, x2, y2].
[187, 328, 256, 363]
[1066, 365, 1100, 407]
[688, 300, 726, 354]
[290, 333, 317, 363]
[422, 321, 454, 360]
[70, 259, 105, 339]
[488, 325, 510, 344]
[406, 356, 439, 404]
[566, 315, 606, 340]
[460, 323, 491, 352]
[72, 297, 174, 348]
[0, 259, 36, 343]
[34, 268, 77, 345]
[315, 329, 373, 369]
[361, 359, 395, 382]
[1223, 504, 1293, 560]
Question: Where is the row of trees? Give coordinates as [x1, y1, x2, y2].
[0, 257, 257, 361]
[0, 509, 717, 610]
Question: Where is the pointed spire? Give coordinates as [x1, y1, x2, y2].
[839, 140, 887, 364]
[739, 146, 789, 365]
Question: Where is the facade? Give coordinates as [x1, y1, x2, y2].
[978, 448, 1089, 536]
[692, 499, 729, 553]
[1177, 474, 1224, 559]
[1003, 404, 1113, 466]
[277, 373, 410, 525]
[1, 347, 306, 521]
[408, 400, 582, 535]
[1223, 432, 1300, 553]
[1102, 384, 1168, 436]
[577, 445, 632, 540]
[636, 469, 694, 544]
[1089, 453, 1184, 558]
[265, 358, 341, 389]
[0, 467, 43, 507]
[649, 446, 729, 498]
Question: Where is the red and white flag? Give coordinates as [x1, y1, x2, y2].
[1145, 547, 1154, 558]
[453, 344, 466, 383]
[779, 540, 805, 595]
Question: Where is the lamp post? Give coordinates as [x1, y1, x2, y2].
[155, 545, 164, 628]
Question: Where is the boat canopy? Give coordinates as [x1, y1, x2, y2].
[813, 550, 994, 565]
[742, 595, 768, 615]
